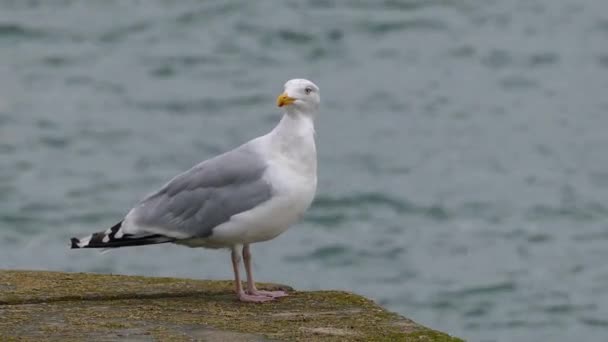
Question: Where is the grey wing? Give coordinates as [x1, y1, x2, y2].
[130, 144, 273, 238]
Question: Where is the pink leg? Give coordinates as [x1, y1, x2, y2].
[242, 244, 288, 299]
[231, 247, 272, 303]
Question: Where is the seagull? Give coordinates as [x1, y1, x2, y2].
[71, 79, 320, 302]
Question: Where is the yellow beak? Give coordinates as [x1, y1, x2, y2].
[276, 93, 296, 107]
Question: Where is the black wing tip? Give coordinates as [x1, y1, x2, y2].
[70, 237, 81, 249]
[69, 221, 173, 249]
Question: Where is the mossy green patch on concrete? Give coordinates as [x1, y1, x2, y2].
[0, 270, 251, 305]
[0, 270, 463, 341]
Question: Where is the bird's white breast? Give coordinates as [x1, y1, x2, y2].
[203, 128, 317, 246]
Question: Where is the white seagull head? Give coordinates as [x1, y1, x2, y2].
[276, 78, 320, 114]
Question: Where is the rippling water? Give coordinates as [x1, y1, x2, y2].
[2, 1, 608, 341]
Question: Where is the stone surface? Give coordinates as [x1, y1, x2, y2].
[0, 270, 463, 341]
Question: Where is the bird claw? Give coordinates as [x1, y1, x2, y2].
[238, 292, 274, 303]
[247, 289, 288, 298]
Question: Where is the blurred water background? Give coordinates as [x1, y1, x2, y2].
[2, 1, 608, 341]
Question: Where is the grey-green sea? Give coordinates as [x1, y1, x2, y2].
[2, 1, 608, 341]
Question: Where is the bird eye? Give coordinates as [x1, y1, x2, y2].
[305, 87, 313, 95]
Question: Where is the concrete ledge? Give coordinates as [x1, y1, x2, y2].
[0, 270, 462, 341]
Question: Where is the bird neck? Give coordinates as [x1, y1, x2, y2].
[269, 111, 317, 173]
[272, 110, 316, 139]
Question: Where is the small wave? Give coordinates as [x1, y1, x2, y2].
[438, 281, 517, 299]
[41, 56, 72, 67]
[150, 55, 222, 68]
[19, 201, 65, 214]
[0, 214, 44, 236]
[359, 18, 447, 35]
[499, 74, 539, 90]
[314, 193, 407, 210]
[175, 3, 241, 25]
[276, 29, 317, 44]
[526, 232, 552, 244]
[542, 303, 596, 315]
[134, 95, 267, 115]
[97, 21, 151, 43]
[147, 56, 223, 79]
[579, 317, 608, 327]
[39, 136, 70, 149]
[342, 0, 462, 11]
[527, 52, 559, 67]
[313, 192, 450, 220]
[285, 243, 356, 266]
[64, 76, 126, 95]
[598, 55, 608, 69]
[384, 0, 453, 11]
[305, 212, 348, 226]
[481, 49, 512, 68]
[0, 24, 81, 42]
[0, 143, 16, 155]
[463, 301, 493, 317]
[359, 246, 405, 259]
[571, 230, 608, 242]
[286, 241, 403, 266]
[0, 24, 46, 39]
[239, 25, 329, 49]
[309, 244, 351, 259]
[526, 203, 608, 221]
